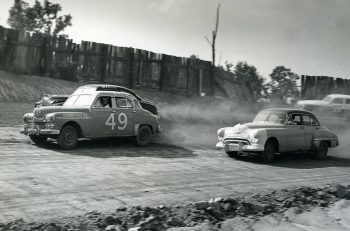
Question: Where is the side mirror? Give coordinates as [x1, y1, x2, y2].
[311, 121, 317, 126]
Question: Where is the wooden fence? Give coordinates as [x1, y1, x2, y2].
[0, 26, 253, 98]
[301, 75, 350, 99]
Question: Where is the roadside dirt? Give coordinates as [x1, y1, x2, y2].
[1, 184, 349, 230]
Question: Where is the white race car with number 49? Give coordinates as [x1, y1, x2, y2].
[216, 108, 339, 162]
[21, 85, 161, 149]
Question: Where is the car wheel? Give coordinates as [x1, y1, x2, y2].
[135, 125, 152, 146]
[261, 139, 276, 162]
[226, 151, 239, 159]
[29, 135, 47, 144]
[57, 125, 78, 150]
[313, 141, 328, 160]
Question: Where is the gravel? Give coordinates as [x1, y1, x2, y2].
[1, 184, 349, 231]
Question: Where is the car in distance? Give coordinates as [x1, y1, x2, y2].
[216, 108, 338, 162]
[296, 94, 350, 119]
[21, 85, 161, 149]
[35, 94, 69, 108]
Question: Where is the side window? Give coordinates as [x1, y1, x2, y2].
[332, 98, 343, 104]
[94, 96, 112, 108]
[302, 115, 312, 126]
[288, 114, 302, 125]
[116, 97, 133, 108]
[345, 99, 350, 104]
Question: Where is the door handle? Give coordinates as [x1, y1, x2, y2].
[112, 110, 116, 113]
[132, 110, 136, 113]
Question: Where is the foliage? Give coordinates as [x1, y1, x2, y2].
[7, 0, 72, 36]
[267, 66, 300, 102]
[49, 62, 77, 81]
[7, 0, 28, 30]
[234, 61, 266, 101]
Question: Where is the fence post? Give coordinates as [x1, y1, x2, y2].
[159, 54, 167, 91]
[127, 48, 134, 88]
[100, 44, 107, 83]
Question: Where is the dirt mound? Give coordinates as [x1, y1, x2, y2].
[1, 184, 349, 231]
[0, 71, 82, 102]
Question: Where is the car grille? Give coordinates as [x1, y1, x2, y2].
[223, 138, 250, 145]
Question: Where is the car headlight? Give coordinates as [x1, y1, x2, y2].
[217, 128, 225, 140]
[251, 137, 259, 143]
[248, 130, 261, 143]
[44, 113, 55, 122]
[23, 113, 34, 123]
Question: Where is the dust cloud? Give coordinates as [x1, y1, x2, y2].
[157, 97, 257, 148]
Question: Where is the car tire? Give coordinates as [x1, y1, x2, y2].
[226, 151, 239, 159]
[29, 135, 47, 144]
[135, 125, 152, 146]
[261, 139, 276, 162]
[313, 141, 328, 160]
[57, 125, 78, 150]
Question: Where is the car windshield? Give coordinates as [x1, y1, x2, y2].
[63, 94, 93, 106]
[322, 95, 333, 102]
[253, 111, 287, 124]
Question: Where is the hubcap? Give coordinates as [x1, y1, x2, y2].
[64, 130, 74, 144]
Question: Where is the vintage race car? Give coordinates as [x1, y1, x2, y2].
[216, 108, 338, 162]
[21, 85, 161, 149]
[296, 94, 350, 119]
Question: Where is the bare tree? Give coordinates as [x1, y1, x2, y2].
[205, 3, 221, 66]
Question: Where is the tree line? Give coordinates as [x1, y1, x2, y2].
[217, 60, 300, 103]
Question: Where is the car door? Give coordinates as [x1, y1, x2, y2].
[113, 96, 136, 137]
[301, 114, 317, 150]
[91, 96, 116, 137]
[285, 114, 306, 150]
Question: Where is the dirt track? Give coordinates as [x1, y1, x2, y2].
[1, 125, 350, 223]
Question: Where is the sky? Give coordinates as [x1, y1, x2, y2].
[1, 0, 350, 79]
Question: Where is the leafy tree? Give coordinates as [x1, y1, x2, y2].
[268, 66, 300, 102]
[7, 0, 72, 36]
[7, 0, 29, 30]
[234, 61, 266, 101]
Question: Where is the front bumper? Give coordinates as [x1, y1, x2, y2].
[21, 123, 60, 136]
[216, 141, 264, 152]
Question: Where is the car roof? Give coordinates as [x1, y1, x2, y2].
[327, 94, 350, 99]
[76, 84, 142, 100]
[261, 108, 316, 115]
[44, 94, 69, 98]
[93, 91, 138, 100]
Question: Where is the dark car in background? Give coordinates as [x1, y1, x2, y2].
[35, 95, 69, 108]
[85, 85, 158, 115]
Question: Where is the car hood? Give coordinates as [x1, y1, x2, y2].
[221, 122, 282, 139]
[297, 100, 330, 106]
[33, 106, 90, 118]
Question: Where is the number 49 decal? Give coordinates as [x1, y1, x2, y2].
[105, 113, 128, 130]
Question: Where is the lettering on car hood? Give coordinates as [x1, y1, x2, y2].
[33, 106, 90, 118]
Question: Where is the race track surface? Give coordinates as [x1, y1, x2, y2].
[0, 126, 350, 222]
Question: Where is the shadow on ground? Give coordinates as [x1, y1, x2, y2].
[35, 137, 196, 159]
[227, 152, 350, 169]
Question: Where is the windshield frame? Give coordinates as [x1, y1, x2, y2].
[63, 94, 94, 107]
[322, 95, 333, 102]
[253, 111, 288, 125]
